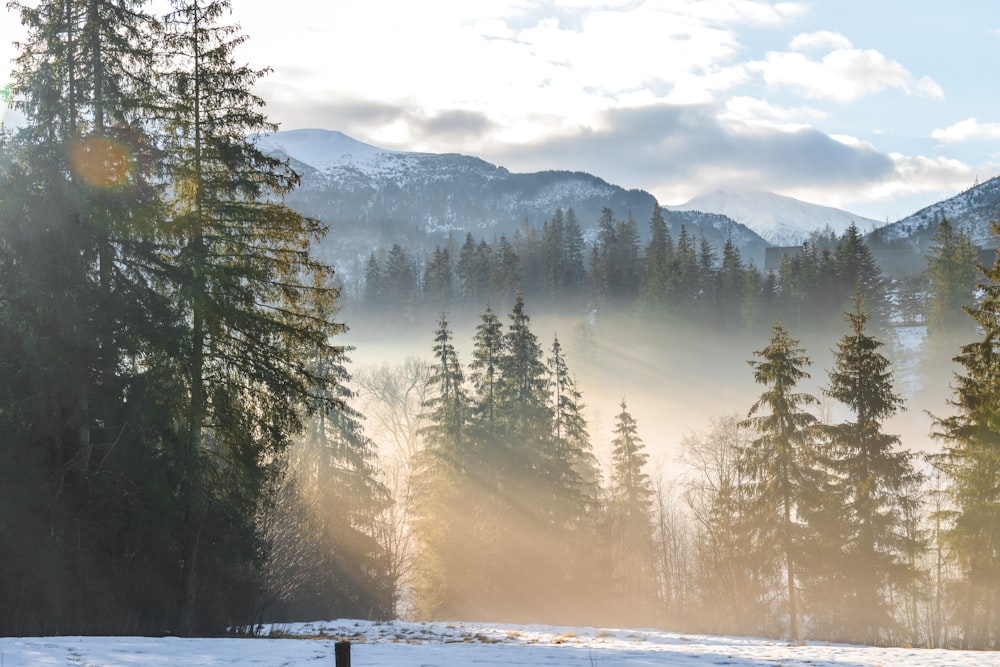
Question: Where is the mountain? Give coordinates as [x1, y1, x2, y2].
[872, 176, 1000, 249]
[254, 128, 655, 236]
[668, 188, 883, 247]
[254, 129, 769, 266]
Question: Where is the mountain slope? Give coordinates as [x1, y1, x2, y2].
[669, 188, 883, 246]
[873, 176, 1000, 249]
[255, 129, 770, 266]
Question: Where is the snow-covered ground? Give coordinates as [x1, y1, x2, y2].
[1, 619, 995, 666]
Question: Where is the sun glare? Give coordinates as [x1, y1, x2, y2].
[68, 135, 134, 190]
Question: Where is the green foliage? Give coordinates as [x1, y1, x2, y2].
[924, 216, 979, 339]
[739, 322, 820, 640]
[0, 0, 373, 636]
[933, 227, 1000, 649]
[810, 295, 922, 645]
[608, 400, 657, 622]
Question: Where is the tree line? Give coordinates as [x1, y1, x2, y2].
[397, 267, 1000, 647]
[359, 205, 914, 334]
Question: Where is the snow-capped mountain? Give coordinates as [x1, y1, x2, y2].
[256, 129, 770, 265]
[668, 188, 883, 247]
[872, 176, 1000, 249]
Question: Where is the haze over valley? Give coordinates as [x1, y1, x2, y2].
[5, 0, 1000, 659]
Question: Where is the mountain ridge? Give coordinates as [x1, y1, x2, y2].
[668, 188, 884, 247]
[258, 129, 1000, 272]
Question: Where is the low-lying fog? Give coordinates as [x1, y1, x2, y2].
[341, 300, 958, 478]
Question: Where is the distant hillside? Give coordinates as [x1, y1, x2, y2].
[256, 129, 770, 267]
[668, 188, 883, 246]
[873, 176, 1000, 250]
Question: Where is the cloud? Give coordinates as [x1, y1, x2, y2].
[748, 46, 944, 103]
[721, 96, 826, 130]
[480, 103, 895, 199]
[931, 118, 1000, 142]
[789, 30, 853, 52]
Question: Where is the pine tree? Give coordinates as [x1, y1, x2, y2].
[925, 216, 979, 339]
[740, 323, 820, 640]
[411, 315, 477, 619]
[383, 242, 416, 309]
[834, 223, 884, 320]
[160, 0, 341, 633]
[363, 251, 383, 306]
[643, 203, 673, 310]
[562, 207, 587, 302]
[545, 335, 604, 621]
[282, 344, 392, 620]
[818, 294, 922, 644]
[718, 236, 747, 327]
[423, 245, 452, 310]
[609, 399, 657, 622]
[549, 336, 601, 512]
[468, 305, 504, 439]
[1, 0, 186, 635]
[542, 209, 565, 298]
[932, 228, 1000, 649]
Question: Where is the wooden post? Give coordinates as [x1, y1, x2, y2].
[335, 640, 351, 667]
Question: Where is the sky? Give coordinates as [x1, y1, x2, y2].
[3, 1, 1000, 222]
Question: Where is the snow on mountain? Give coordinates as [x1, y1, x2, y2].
[254, 129, 386, 172]
[256, 129, 706, 239]
[254, 128, 510, 189]
[668, 189, 883, 246]
[874, 175, 1000, 248]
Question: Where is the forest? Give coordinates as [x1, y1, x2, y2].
[2, 0, 1000, 652]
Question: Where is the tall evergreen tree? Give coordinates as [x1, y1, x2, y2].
[423, 245, 453, 310]
[932, 229, 1000, 649]
[740, 323, 820, 640]
[643, 203, 673, 310]
[468, 305, 504, 439]
[925, 216, 979, 339]
[562, 207, 587, 302]
[1, 0, 184, 635]
[411, 315, 478, 619]
[608, 399, 657, 623]
[817, 295, 922, 644]
[160, 0, 341, 633]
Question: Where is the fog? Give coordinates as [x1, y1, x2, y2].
[325, 296, 967, 640]
[342, 300, 957, 476]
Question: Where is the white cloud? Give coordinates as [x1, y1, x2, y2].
[931, 118, 1000, 142]
[722, 96, 825, 130]
[748, 47, 943, 102]
[789, 30, 853, 52]
[860, 153, 974, 202]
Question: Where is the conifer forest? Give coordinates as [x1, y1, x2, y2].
[4, 0, 1000, 652]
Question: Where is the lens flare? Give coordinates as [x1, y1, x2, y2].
[68, 135, 134, 189]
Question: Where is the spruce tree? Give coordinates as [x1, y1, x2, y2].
[160, 0, 341, 633]
[609, 399, 656, 622]
[925, 216, 979, 339]
[562, 207, 587, 302]
[468, 305, 504, 440]
[412, 315, 477, 619]
[1, 0, 184, 634]
[740, 323, 820, 640]
[932, 229, 1000, 649]
[818, 295, 922, 644]
[283, 345, 392, 620]
[643, 203, 673, 310]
